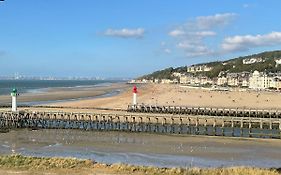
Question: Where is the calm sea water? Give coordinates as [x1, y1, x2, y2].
[0, 80, 120, 96]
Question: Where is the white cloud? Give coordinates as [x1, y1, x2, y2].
[195, 31, 216, 37]
[164, 48, 171, 54]
[177, 42, 214, 57]
[168, 13, 235, 57]
[221, 32, 281, 52]
[187, 13, 237, 30]
[169, 29, 185, 37]
[104, 28, 145, 38]
[169, 30, 216, 38]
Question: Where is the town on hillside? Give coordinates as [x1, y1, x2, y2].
[130, 51, 281, 90]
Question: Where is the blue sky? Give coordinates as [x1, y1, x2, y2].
[1, 1, 281, 78]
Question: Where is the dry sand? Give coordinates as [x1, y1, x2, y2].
[48, 84, 281, 110]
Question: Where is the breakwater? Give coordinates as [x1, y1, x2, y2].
[0, 111, 280, 139]
[128, 104, 281, 118]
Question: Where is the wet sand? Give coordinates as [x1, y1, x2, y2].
[0, 82, 130, 105]
[0, 129, 281, 168]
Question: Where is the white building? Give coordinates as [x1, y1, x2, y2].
[161, 79, 173, 84]
[226, 73, 239, 86]
[180, 75, 190, 84]
[241, 79, 249, 87]
[243, 57, 263, 65]
[217, 77, 227, 86]
[275, 58, 281, 67]
[172, 72, 182, 77]
[249, 71, 271, 89]
[187, 65, 212, 73]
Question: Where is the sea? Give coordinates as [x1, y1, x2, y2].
[0, 80, 121, 96]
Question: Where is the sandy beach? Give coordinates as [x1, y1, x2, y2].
[1, 83, 281, 170]
[47, 83, 281, 110]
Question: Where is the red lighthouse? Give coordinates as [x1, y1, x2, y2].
[132, 85, 137, 105]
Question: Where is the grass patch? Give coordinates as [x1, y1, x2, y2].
[0, 154, 93, 170]
[0, 155, 279, 175]
[111, 163, 281, 175]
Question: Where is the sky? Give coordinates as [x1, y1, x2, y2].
[1, 1, 281, 78]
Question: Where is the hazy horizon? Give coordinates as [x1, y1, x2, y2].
[1, 1, 281, 78]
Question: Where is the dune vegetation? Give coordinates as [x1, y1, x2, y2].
[0, 155, 279, 175]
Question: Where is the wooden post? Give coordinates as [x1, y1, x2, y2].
[231, 118, 234, 137]
[126, 116, 130, 131]
[132, 116, 136, 132]
[204, 119, 207, 135]
[155, 117, 159, 132]
[148, 117, 151, 132]
[187, 118, 190, 134]
[103, 115, 106, 130]
[249, 118, 252, 137]
[260, 118, 263, 138]
[163, 118, 167, 133]
[240, 118, 243, 137]
[222, 117, 225, 136]
[269, 120, 272, 138]
[213, 118, 216, 136]
[279, 119, 281, 139]
[195, 117, 199, 135]
[117, 116, 120, 130]
[139, 117, 143, 132]
[171, 118, 174, 133]
[179, 118, 183, 134]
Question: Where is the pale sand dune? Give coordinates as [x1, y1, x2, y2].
[49, 84, 281, 110]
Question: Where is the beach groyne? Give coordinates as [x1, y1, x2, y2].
[128, 104, 281, 118]
[0, 110, 280, 139]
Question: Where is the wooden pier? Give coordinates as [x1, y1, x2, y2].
[128, 104, 281, 118]
[0, 111, 280, 139]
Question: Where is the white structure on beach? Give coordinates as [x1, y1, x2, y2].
[11, 88, 18, 112]
[132, 85, 138, 105]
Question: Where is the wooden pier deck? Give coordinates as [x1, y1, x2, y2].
[0, 110, 280, 139]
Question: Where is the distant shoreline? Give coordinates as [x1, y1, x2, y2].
[22, 89, 122, 106]
[0, 80, 122, 96]
[0, 81, 130, 106]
